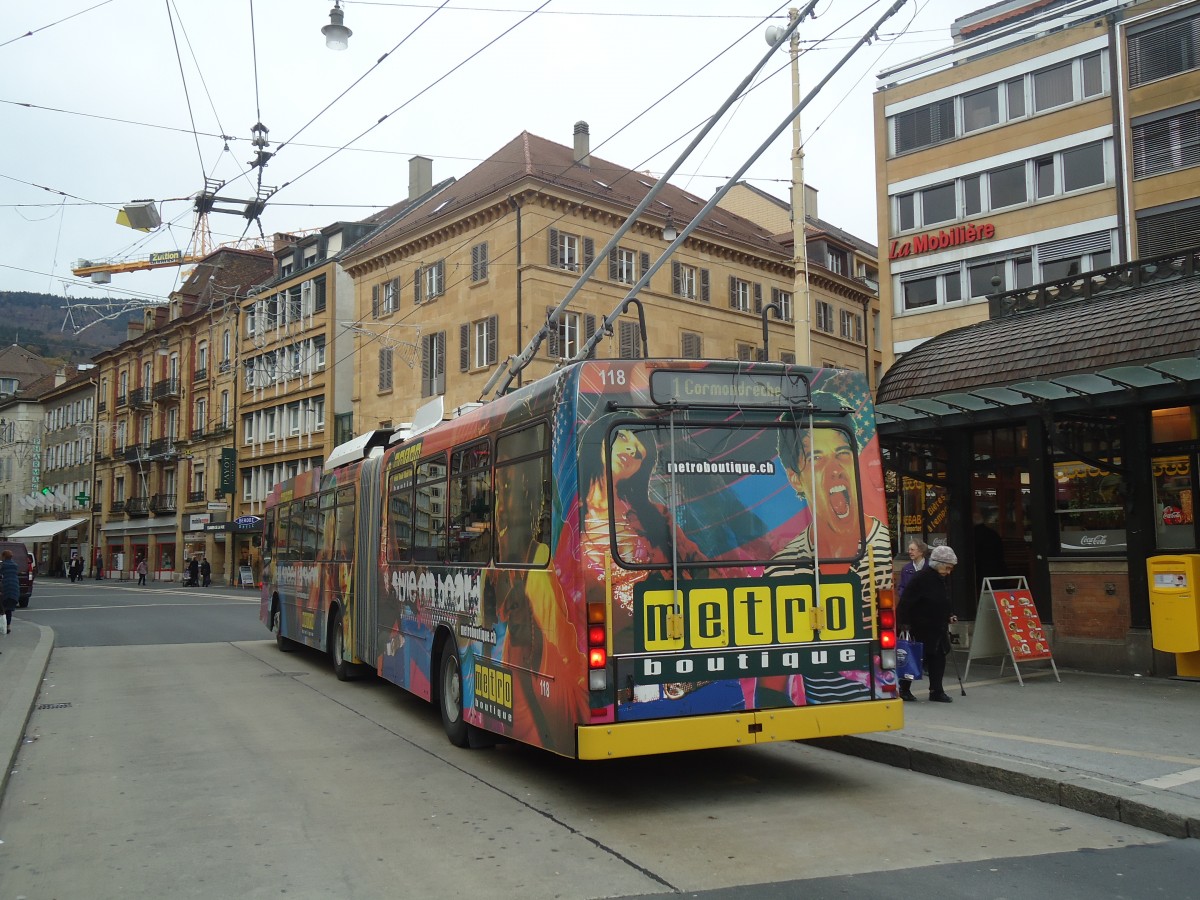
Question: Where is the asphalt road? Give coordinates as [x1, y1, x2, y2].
[0, 579, 1186, 898]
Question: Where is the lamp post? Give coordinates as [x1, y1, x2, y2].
[761, 301, 783, 360]
[768, 8, 812, 366]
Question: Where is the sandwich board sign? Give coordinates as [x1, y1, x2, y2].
[964, 576, 1060, 685]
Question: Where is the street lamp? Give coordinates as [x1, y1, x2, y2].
[761, 301, 783, 360]
[322, 1, 352, 51]
[767, 8, 812, 366]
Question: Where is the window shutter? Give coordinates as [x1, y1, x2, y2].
[608, 248, 619, 280]
[585, 314, 597, 359]
[754, 283, 763, 314]
[434, 260, 445, 296]
[471, 244, 481, 281]
[640, 252, 650, 279]
[372, 284, 380, 318]
[583, 237, 595, 270]
[546, 306, 560, 358]
[1138, 203, 1200, 257]
[619, 320, 638, 359]
[729, 275, 737, 309]
[672, 261, 682, 296]
[433, 331, 446, 395]
[548, 228, 560, 267]
[460, 324, 470, 371]
[486, 315, 497, 365]
[421, 336, 432, 397]
[682, 332, 701, 358]
[392, 277, 401, 306]
[413, 267, 423, 304]
[700, 268, 710, 303]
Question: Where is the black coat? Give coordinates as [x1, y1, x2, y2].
[899, 565, 952, 646]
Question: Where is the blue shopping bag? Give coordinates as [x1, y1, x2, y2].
[896, 635, 924, 681]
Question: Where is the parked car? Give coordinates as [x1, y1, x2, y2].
[0, 541, 35, 607]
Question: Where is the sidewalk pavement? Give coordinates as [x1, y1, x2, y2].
[1, 601, 1197, 838]
[814, 652, 1200, 839]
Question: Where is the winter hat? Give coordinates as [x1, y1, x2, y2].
[930, 545, 958, 566]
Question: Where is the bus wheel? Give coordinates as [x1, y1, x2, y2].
[439, 640, 469, 747]
[272, 604, 291, 652]
[332, 609, 354, 682]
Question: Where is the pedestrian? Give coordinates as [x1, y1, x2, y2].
[136, 555, 148, 587]
[1, 548, 19, 635]
[200, 556, 211, 587]
[897, 538, 930, 598]
[95, 551, 104, 581]
[187, 556, 200, 587]
[898, 544, 959, 703]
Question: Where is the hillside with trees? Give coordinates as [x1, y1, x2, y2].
[0, 292, 136, 363]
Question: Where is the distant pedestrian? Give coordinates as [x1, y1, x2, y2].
[70, 557, 83, 583]
[136, 555, 148, 587]
[200, 556, 211, 587]
[1, 548, 19, 634]
[95, 551, 104, 581]
[899, 544, 959, 703]
[187, 556, 200, 587]
[897, 538, 930, 598]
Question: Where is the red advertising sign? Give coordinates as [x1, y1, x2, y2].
[888, 222, 996, 260]
[992, 589, 1052, 661]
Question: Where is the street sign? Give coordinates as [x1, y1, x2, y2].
[207, 502, 229, 511]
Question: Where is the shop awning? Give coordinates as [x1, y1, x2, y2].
[6, 517, 88, 541]
[877, 269, 1200, 433]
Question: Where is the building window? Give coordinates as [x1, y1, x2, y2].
[815, 301, 834, 332]
[1132, 107, 1200, 179]
[1033, 61, 1073, 112]
[471, 242, 488, 282]
[468, 316, 497, 369]
[681, 331, 702, 359]
[771, 288, 793, 321]
[548, 229, 593, 272]
[423, 260, 445, 299]
[555, 311, 580, 358]
[988, 162, 1027, 209]
[729, 277, 751, 312]
[826, 247, 848, 275]
[1129, 13, 1200, 86]
[839, 309, 863, 343]
[892, 97, 954, 154]
[672, 262, 709, 301]
[421, 331, 446, 398]
[962, 85, 999, 132]
[379, 347, 393, 391]
[900, 268, 961, 312]
[373, 277, 400, 316]
[1137, 199, 1200, 257]
[609, 246, 637, 285]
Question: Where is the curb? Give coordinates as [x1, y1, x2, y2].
[0, 623, 54, 798]
[811, 735, 1200, 840]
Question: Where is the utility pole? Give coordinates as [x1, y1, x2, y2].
[788, 7, 813, 366]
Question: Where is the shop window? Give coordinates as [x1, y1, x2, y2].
[1152, 455, 1194, 549]
[1152, 407, 1197, 442]
[1053, 461, 1126, 552]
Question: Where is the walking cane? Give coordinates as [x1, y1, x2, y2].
[948, 630, 966, 696]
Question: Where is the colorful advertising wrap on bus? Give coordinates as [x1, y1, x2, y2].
[262, 360, 897, 759]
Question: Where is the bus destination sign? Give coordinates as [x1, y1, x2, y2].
[650, 370, 809, 408]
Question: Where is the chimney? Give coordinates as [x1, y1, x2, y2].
[573, 121, 590, 167]
[409, 156, 433, 201]
[804, 184, 819, 222]
[127, 320, 145, 341]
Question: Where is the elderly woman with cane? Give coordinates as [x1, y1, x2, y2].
[898, 544, 959, 703]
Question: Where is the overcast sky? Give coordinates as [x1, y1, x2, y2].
[0, 0, 964, 310]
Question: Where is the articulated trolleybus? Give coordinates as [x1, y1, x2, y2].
[262, 359, 902, 759]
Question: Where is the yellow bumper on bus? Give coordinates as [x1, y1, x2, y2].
[576, 700, 903, 760]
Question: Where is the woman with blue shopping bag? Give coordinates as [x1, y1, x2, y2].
[898, 544, 959, 703]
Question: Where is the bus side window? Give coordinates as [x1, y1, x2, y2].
[496, 454, 550, 566]
[413, 457, 447, 563]
[449, 441, 492, 564]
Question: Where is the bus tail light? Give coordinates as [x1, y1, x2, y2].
[587, 603, 607, 691]
[877, 587, 897, 673]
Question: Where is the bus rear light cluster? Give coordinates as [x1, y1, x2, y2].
[587, 603, 607, 691]
[877, 587, 897, 671]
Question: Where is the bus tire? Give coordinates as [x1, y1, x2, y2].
[271, 602, 292, 652]
[332, 608, 354, 682]
[439, 640, 469, 748]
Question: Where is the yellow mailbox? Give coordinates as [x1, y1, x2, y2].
[1146, 555, 1200, 677]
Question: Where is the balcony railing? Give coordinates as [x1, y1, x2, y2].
[150, 494, 177, 514]
[126, 496, 150, 517]
[152, 377, 181, 401]
[219, 360, 231, 374]
[116, 393, 127, 408]
[97, 400, 107, 413]
[193, 367, 207, 382]
[129, 386, 151, 408]
[109, 499, 126, 517]
[124, 446, 144, 464]
[191, 425, 205, 442]
[91, 501, 102, 513]
[94, 448, 108, 461]
[187, 490, 205, 504]
[147, 437, 178, 458]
